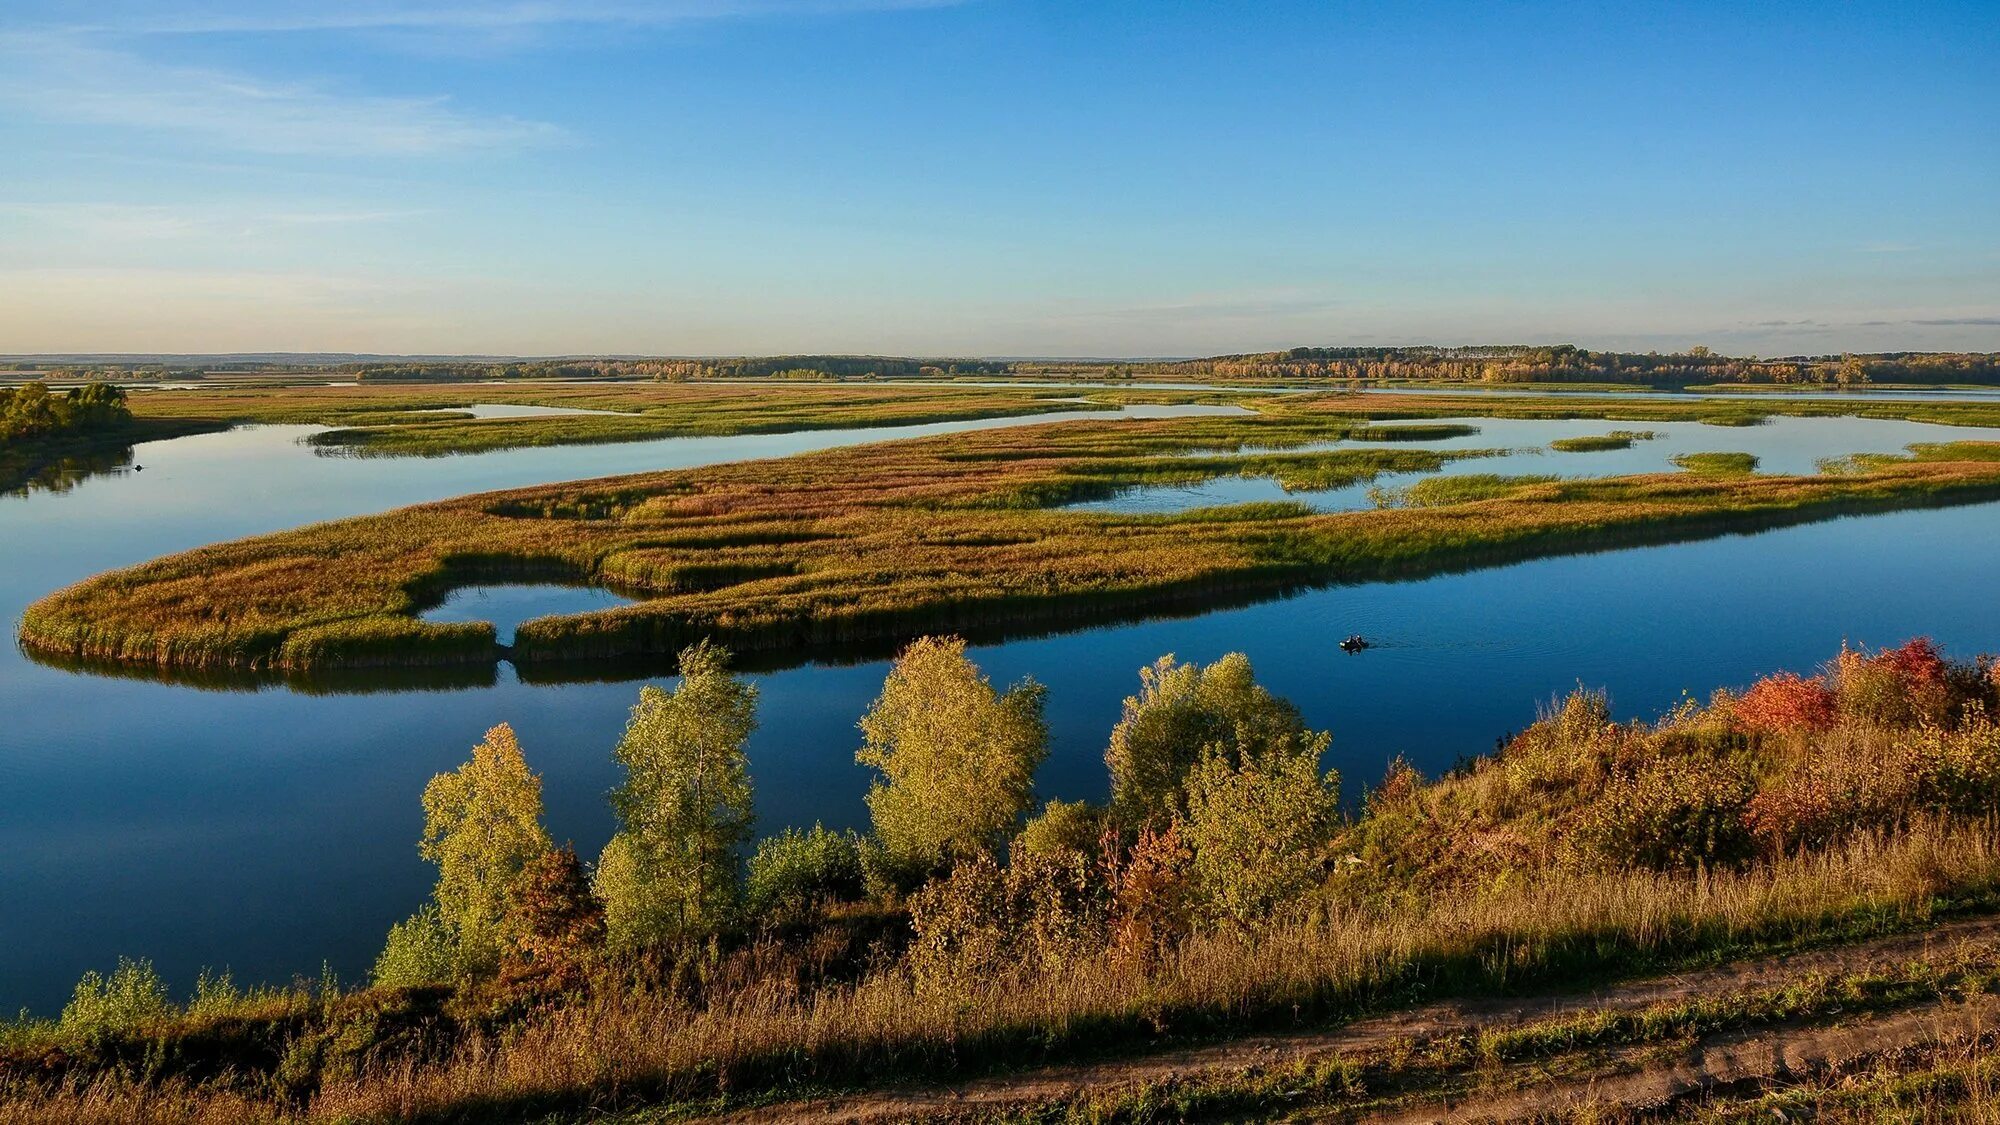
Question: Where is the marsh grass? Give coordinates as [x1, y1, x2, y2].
[22, 390, 2000, 679]
[1672, 451, 1761, 475]
[1550, 430, 1660, 452]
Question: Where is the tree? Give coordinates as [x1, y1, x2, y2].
[857, 636, 1048, 869]
[1181, 733, 1339, 926]
[595, 641, 757, 951]
[502, 846, 604, 991]
[1106, 652, 1310, 824]
[415, 724, 553, 977]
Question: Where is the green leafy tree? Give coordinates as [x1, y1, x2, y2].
[858, 636, 1048, 869]
[1182, 734, 1339, 927]
[390, 724, 553, 980]
[595, 641, 757, 950]
[1106, 652, 1310, 824]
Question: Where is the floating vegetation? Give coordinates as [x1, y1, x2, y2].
[1672, 451, 1761, 475]
[1549, 430, 1660, 452]
[1368, 474, 1561, 508]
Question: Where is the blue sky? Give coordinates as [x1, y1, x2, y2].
[1, 0, 1995, 357]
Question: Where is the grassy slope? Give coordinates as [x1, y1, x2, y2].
[20, 393, 2000, 678]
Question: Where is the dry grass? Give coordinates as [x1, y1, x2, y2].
[7, 821, 1997, 1124]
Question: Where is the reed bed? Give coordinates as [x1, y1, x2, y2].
[1549, 430, 1659, 452]
[123, 381, 1136, 456]
[21, 393, 2000, 679]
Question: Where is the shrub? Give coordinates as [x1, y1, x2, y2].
[373, 906, 456, 988]
[1571, 757, 1754, 870]
[59, 958, 172, 1039]
[1106, 651, 1311, 825]
[1734, 672, 1837, 736]
[1103, 823, 1194, 965]
[745, 825, 865, 927]
[1831, 638, 1959, 727]
[502, 846, 604, 992]
[1017, 799, 1107, 860]
[1182, 736, 1340, 926]
[906, 845, 1108, 992]
[905, 855, 1011, 992]
[1907, 719, 2000, 814]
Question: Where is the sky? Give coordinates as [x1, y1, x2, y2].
[1, 0, 1996, 358]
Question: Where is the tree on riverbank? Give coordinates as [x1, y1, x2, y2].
[595, 641, 757, 950]
[857, 636, 1048, 873]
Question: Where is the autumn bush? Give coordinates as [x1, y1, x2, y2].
[1734, 671, 1837, 735]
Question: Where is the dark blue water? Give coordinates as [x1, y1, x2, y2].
[3, 405, 1998, 1015]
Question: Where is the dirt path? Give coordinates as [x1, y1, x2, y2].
[715, 914, 2000, 1124]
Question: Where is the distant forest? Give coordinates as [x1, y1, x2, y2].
[1149, 345, 2000, 387]
[9, 347, 2000, 387]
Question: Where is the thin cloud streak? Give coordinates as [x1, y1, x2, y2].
[13, 0, 960, 36]
[0, 202, 424, 241]
[0, 33, 562, 155]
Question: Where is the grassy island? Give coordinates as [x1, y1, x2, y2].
[20, 392, 2000, 682]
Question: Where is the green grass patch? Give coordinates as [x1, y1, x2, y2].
[1672, 451, 1760, 475]
[1549, 430, 1659, 452]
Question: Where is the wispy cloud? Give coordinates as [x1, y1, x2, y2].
[10, 1, 957, 36]
[0, 33, 561, 155]
[0, 202, 423, 241]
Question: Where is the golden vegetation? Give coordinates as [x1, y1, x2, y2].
[22, 392, 2000, 680]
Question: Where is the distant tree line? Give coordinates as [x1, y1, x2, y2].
[1154, 345, 2000, 387]
[351, 355, 1010, 383]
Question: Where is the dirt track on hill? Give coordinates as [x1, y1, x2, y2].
[715, 914, 2000, 1123]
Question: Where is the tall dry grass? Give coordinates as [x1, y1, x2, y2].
[9, 819, 1981, 1124]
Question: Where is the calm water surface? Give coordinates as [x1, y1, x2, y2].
[3, 404, 1999, 1013]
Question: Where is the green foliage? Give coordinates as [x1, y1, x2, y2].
[1017, 799, 1107, 860]
[1368, 473, 1559, 508]
[1549, 430, 1657, 452]
[858, 636, 1048, 869]
[1182, 735, 1340, 926]
[596, 641, 757, 950]
[59, 957, 171, 1039]
[1106, 652, 1310, 825]
[0, 382, 129, 441]
[415, 723, 553, 977]
[1671, 451, 1760, 475]
[745, 824, 865, 927]
[372, 905, 457, 988]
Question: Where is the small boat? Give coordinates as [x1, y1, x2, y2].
[1339, 634, 1370, 653]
